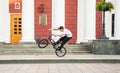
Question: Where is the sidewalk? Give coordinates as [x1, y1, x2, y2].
[0, 55, 120, 63]
[0, 55, 120, 73]
[0, 63, 120, 73]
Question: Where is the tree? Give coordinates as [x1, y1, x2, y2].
[96, 0, 114, 39]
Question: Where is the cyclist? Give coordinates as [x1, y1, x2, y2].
[49, 26, 72, 50]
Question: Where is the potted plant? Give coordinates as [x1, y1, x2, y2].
[96, 1, 114, 12]
[96, 0, 114, 39]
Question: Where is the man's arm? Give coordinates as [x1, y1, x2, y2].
[48, 27, 58, 30]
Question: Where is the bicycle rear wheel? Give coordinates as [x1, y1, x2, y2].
[38, 39, 48, 48]
[55, 47, 67, 57]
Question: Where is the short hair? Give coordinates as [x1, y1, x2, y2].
[58, 26, 64, 29]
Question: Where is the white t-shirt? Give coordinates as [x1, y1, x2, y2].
[62, 29, 72, 37]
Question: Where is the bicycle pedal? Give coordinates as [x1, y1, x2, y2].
[56, 49, 60, 51]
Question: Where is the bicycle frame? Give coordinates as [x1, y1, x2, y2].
[47, 32, 56, 47]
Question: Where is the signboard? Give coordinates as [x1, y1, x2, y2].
[15, 2, 20, 9]
[9, 0, 22, 13]
[39, 14, 47, 25]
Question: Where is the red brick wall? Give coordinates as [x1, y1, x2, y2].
[96, 0, 102, 39]
[65, 0, 77, 43]
[9, 0, 22, 13]
[34, 0, 52, 40]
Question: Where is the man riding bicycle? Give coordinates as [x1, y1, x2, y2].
[49, 26, 72, 50]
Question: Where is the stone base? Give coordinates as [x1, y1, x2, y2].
[92, 40, 120, 55]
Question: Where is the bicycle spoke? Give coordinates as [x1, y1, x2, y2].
[55, 47, 66, 57]
[38, 39, 48, 48]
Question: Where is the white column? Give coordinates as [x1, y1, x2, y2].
[77, 0, 85, 43]
[105, 11, 112, 39]
[52, 0, 65, 27]
[21, 0, 35, 42]
[115, 0, 120, 39]
[0, 0, 2, 42]
[84, 0, 96, 40]
[52, 0, 65, 41]
[105, 0, 115, 39]
[1, 0, 10, 43]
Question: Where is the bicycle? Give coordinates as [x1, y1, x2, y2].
[37, 32, 67, 57]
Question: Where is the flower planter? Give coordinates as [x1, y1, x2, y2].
[92, 40, 120, 55]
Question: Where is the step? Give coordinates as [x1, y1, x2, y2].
[0, 49, 92, 55]
[0, 43, 92, 55]
[0, 43, 92, 49]
[0, 55, 119, 64]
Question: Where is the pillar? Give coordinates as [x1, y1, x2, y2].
[52, 0, 65, 27]
[84, 0, 96, 40]
[114, 0, 120, 39]
[21, 0, 35, 42]
[0, 0, 2, 42]
[52, 0, 65, 41]
[77, 0, 85, 43]
[1, 0, 10, 43]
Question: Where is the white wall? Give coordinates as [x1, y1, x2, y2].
[21, 0, 35, 42]
[1, 0, 10, 43]
[84, 0, 96, 40]
[77, 0, 85, 43]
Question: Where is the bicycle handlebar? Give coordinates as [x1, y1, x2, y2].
[48, 31, 57, 39]
[48, 30, 57, 37]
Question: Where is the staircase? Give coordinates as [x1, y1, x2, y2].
[0, 42, 93, 55]
[0, 43, 119, 64]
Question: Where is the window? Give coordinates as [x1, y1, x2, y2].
[111, 14, 115, 37]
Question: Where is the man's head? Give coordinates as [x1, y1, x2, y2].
[58, 26, 64, 32]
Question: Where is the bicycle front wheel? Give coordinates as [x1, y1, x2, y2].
[55, 47, 67, 57]
[38, 39, 48, 48]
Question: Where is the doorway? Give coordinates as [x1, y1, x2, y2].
[10, 14, 22, 44]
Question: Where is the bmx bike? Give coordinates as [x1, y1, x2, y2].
[37, 32, 67, 57]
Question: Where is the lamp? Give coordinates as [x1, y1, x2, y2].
[40, 4, 44, 12]
[100, 0, 109, 39]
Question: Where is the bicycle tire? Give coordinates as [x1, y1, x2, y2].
[38, 39, 48, 48]
[55, 47, 67, 57]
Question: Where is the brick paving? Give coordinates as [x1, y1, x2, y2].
[0, 55, 119, 73]
[0, 63, 119, 73]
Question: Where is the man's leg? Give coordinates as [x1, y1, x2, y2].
[56, 36, 66, 44]
[58, 37, 72, 50]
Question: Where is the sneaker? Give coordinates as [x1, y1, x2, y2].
[56, 48, 62, 53]
[54, 45, 58, 49]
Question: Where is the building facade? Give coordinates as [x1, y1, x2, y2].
[0, 0, 119, 44]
